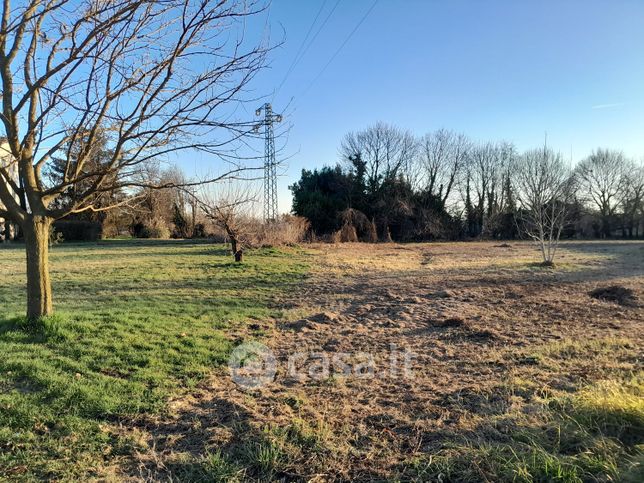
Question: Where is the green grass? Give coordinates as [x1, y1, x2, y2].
[167, 450, 247, 482]
[400, 377, 644, 482]
[0, 239, 309, 480]
[166, 419, 340, 482]
[533, 337, 635, 360]
[1, 240, 642, 481]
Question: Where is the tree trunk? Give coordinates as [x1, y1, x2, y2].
[601, 217, 611, 238]
[24, 215, 53, 321]
[230, 236, 238, 257]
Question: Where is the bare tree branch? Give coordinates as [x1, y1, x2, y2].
[0, 0, 271, 319]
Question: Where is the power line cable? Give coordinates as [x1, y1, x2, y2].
[299, 0, 379, 98]
[298, 0, 342, 60]
[276, 0, 341, 98]
[275, 0, 328, 97]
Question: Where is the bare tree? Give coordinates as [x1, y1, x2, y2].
[133, 165, 188, 228]
[0, 0, 268, 320]
[461, 141, 512, 235]
[197, 184, 257, 262]
[621, 163, 644, 238]
[340, 122, 417, 194]
[514, 148, 574, 265]
[417, 129, 470, 207]
[575, 149, 629, 238]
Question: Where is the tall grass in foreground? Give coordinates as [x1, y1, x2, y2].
[403, 378, 643, 482]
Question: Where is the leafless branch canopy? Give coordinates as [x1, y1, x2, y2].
[340, 122, 417, 193]
[191, 182, 258, 253]
[0, 0, 269, 224]
[418, 129, 470, 206]
[514, 147, 574, 262]
[575, 149, 629, 218]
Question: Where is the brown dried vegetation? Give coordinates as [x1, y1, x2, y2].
[124, 241, 644, 482]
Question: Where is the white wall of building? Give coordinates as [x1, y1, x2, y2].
[0, 140, 18, 241]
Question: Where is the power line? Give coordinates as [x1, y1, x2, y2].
[275, 0, 341, 98]
[299, 0, 341, 59]
[275, 0, 328, 97]
[299, 0, 379, 98]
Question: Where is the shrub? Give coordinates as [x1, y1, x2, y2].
[261, 215, 311, 246]
[243, 215, 311, 247]
[204, 214, 311, 250]
[135, 217, 171, 239]
[338, 224, 358, 242]
[330, 209, 376, 243]
[171, 204, 190, 238]
[52, 220, 102, 241]
[192, 223, 207, 238]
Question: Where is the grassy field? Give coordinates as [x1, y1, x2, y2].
[0, 240, 642, 481]
[0, 240, 309, 480]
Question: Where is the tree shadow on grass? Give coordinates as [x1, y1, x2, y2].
[0, 315, 63, 342]
[0, 316, 30, 337]
[52, 240, 232, 259]
[94, 239, 212, 248]
[131, 396, 293, 482]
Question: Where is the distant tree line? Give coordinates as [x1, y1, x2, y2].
[29, 129, 203, 242]
[290, 122, 644, 241]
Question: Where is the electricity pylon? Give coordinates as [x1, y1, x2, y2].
[255, 103, 282, 222]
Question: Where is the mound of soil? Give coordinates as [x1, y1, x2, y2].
[436, 317, 502, 342]
[469, 328, 501, 341]
[431, 289, 454, 299]
[528, 260, 556, 269]
[439, 317, 468, 328]
[310, 311, 341, 323]
[589, 286, 637, 306]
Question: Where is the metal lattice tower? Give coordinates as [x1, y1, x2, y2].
[255, 103, 282, 222]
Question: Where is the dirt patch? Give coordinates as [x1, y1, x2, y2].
[589, 285, 638, 306]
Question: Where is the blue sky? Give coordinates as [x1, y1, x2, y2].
[203, 0, 644, 212]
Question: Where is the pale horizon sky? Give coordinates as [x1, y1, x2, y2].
[181, 0, 644, 213]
